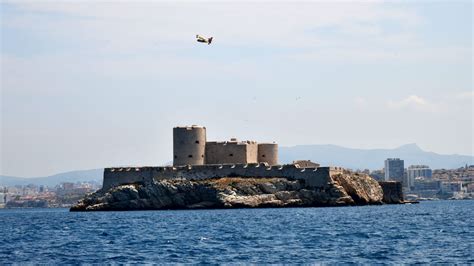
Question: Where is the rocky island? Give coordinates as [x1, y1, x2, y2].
[71, 125, 404, 212]
[71, 172, 403, 211]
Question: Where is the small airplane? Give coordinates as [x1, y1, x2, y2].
[196, 34, 213, 45]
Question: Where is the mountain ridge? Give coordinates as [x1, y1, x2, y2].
[1, 144, 472, 186]
[0, 169, 103, 187]
[279, 143, 473, 170]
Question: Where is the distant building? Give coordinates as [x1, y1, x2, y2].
[61, 182, 75, 190]
[441, 181, 463, 193]
[413, 177, 441, 198]
[370, 169, 385, 181]
[414, 178, 441, 191]
[407, 165, 432, 189]
[384, 158, 404, 183]
[467, 183, 474, 193]
[292, 160, 320, 168]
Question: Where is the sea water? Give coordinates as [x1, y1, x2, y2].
[1, 200, 473, 264]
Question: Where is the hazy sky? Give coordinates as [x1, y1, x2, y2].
[1, 1, 473, 177]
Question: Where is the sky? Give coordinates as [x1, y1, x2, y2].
[1, 1, 472, 177]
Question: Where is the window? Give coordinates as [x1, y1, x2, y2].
[229, 154, 234, 157]
[188, 155, 193, 158]
[201, 155, 204, 158]
[195, 140, 200, 144]
[262, 155, 266, 158]
[174, 155, 177, 159]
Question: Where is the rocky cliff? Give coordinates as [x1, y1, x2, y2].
[71, 172, 387, 211]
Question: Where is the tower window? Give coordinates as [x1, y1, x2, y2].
[262, 155, 266, 158]
[201, 155, 204, 158]
[229, 154, 234, 157]
[188, 155, 193, 158]
[174, 155, 177, 159]
[195, 140, 200, 144]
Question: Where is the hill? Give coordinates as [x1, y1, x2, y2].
[0, 169, 103, 187]
[279, 143, 473, 170]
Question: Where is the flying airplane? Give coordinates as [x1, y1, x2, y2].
[196, 34, 213, 45]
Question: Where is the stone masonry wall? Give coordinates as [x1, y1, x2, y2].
[173, 126, 206, 166]
[257, 143, 278, 165]
[102, 164, 344, 191]
[205, 142, 258, 165]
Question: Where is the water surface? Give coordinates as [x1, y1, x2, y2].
[1, 200, 473, 263]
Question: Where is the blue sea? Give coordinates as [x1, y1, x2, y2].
[1, 200, 473, 264]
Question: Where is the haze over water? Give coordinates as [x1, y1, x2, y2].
[1, 201, 472, 264]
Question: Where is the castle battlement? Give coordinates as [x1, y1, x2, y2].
[103, 163, 344, 190]
[102, 125, 343, 190]
[173, 126, 278, 166]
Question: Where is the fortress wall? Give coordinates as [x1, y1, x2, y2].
[205, 142, 256, 164]
[102, 164, 344, 190]
[173, 126, 206, 166]
[103, 167, 153, 190]
[246, 142, 259, 164]
[257, 143, 278, 165]
[378, 181, 404, 204]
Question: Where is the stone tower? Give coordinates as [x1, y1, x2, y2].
[257, 143, 278, 166]
[173, 125, 206, 166]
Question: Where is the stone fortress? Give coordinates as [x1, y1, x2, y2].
[102, 125, 342, 190]
[173, 125, 278, 166]
[73, 125, 405, 211]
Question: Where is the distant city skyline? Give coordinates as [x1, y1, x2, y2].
[1, 1, 473, 177]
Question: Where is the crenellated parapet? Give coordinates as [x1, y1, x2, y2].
[102, 163, 344, 190]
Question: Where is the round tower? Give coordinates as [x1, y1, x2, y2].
[257, 143, 278, 166]
[173, 125, 206, 166]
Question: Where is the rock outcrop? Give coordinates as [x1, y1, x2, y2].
[378, 181, 404, 204]
[71, 172, 386, 211]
